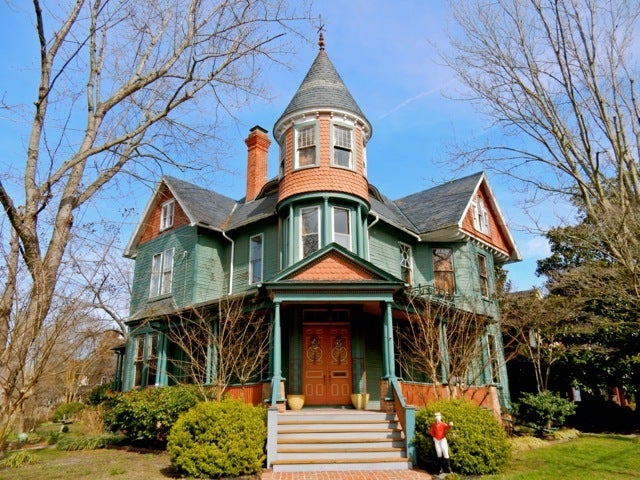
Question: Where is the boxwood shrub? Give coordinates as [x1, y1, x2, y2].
[514, 391, 576, 436]
[102, 385, 202, 442]
[167, 398, 267, 478]
[415, 399, 510, 475]
[52, 402, 85, 422]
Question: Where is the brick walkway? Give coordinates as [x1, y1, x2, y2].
[262, 468, 434, 479]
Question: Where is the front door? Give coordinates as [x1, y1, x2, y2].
[302, 323, 352, 405]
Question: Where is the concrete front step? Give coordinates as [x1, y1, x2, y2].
[271, 458, 412, 473]
[272, 410, 411, 472]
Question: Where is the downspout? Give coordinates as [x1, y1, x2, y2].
[222, 230, 235, 295]
[221, 203, 238, 295]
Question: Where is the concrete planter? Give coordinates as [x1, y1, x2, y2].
[286, 394, 305, 410]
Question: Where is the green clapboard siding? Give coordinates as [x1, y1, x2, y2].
[193, 229, 227, 303]
[129, 225, 197, 313]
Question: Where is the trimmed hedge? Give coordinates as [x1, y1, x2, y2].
[102, 385, 202, 442]
[415, 399, 510, 475]
[167, 398, 267, 478]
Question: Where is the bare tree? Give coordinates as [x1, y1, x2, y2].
[0, 0, 311, 452]
[164, 294, 271, 401]
[500, 290, 577, 392]
[445, 0, 640, 296]
[396, 291, 491, 400]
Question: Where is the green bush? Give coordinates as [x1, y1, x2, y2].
[167, 398, 266, 478]
[515, 391, 576, 436]
[103, 385, 201, 442]
[86, 383, 114, 406]
[52, 402, 85, 422]
[415, 399, 510, 475]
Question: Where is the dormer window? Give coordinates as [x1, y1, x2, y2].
[160, 199, 174, 231]
[472, 196, 491, 235]
[295, 124, 317, 168]
[332, 124, 353, 169]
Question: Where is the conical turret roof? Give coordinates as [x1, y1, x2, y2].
[274, 35, 371, 136]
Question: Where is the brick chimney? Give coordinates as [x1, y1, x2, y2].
[245, 125, 271, 202]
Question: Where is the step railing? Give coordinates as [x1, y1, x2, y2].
[389, 377, 416, 465]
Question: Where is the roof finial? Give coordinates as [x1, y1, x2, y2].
[316, 15, 325, 51]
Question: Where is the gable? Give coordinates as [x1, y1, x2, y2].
[461, 183, 512, 255]
[138, 186, 190, 245]
[289, 251, 384, 281]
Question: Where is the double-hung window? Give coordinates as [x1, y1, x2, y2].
[433, 248, 455, 295]
[249, 234, 263, 284]
[472, 197, 491, 235]
[160, 199, 175, 231]
[333, 124, 353, 168]
[150, 248, 174, 297]
[487, 334, 501, 384]
[478, 253, 489, 297]
[332, 207, 351, 250]
[296, 125, 317, 168]
[300, 206, 320, 258]
[399, 242, 413, 284]
[133, 332, 159, 388]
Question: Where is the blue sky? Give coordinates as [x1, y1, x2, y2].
[0, 1, 554, 291]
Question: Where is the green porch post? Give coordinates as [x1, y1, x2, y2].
[382, 301, 397, 380]
[270, 301, 284, 405]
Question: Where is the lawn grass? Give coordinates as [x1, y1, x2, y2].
[0, 447, 175, 480]
[487, 434, 640, 480]
[0, 433, 637, 479]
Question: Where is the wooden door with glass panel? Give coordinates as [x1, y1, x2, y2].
[302, 322, 352, 405]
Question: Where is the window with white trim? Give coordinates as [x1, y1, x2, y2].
[278, 137, 286, 178]
[300, 206, 320, 258]
[472, 196, 491, 235]
[249, 234, 263, 284]
[487, 334, 501, 384]
[332, 124, 353, 168]
[399, 242, 413, 284]
[133, 332, 159, 388]
[478, 253, 489, 297]
[433, 248, 455, 295]
[150, 248, 174, 297]
[362, 140, 368, 177]
[160, 199, 175, 231]
[332, 207, 351, 250]
[295, 124, 317, 168]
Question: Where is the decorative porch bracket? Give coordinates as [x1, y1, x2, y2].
[389, 377, 416, 466]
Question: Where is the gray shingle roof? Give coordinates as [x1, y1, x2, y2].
[274, 51, 370, 132]
[164, 176, 236, 229]
[164, 176, 277, 231]
[376, 172, 484, 235]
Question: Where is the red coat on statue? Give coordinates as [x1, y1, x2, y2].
[430, 420, 451, 440]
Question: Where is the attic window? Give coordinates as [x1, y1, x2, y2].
[160, 199, 175, 231]
[472, 197, 491, 235]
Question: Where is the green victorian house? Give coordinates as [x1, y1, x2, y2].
[121, 35, 521, 472]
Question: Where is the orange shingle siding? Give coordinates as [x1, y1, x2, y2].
[460, 185, 511, 254]
[278, 115, 368, 203]
[138, 187, 190, 245]
[291, 253, 378, 281]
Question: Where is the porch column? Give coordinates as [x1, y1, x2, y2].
[270, 301, 284, 405]
[382, 301, 397, 380]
